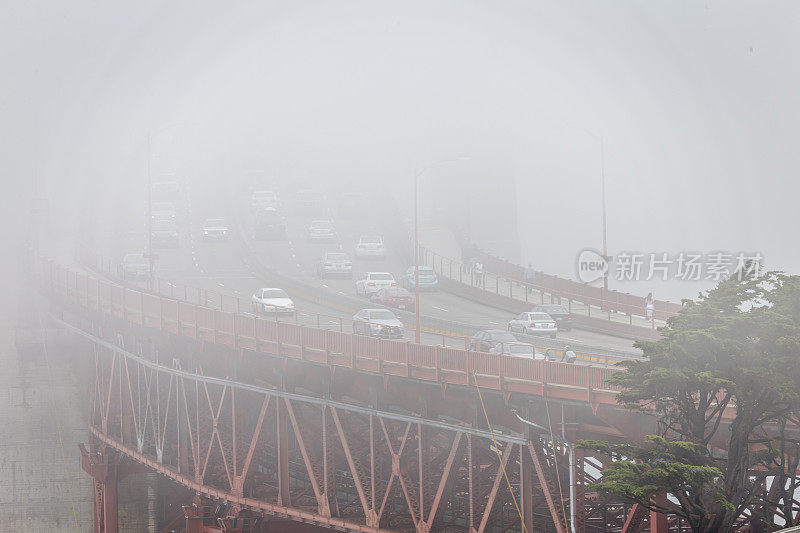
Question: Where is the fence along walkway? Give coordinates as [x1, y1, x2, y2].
[42, 259, 622, 407]
[420, 245, 682, 328]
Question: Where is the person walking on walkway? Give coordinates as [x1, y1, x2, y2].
[645, 292, 655, 320]
[474, 261, 484, 287]
[524, 262, 535, 293]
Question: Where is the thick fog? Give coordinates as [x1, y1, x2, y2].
[3, 1, 799, 302]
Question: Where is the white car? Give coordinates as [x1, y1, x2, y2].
[352, 308, 404, 338]
[355, 272, 397, 297]
[122, 253, 149, 281]
[507, 312, 558, 338]
[151, 201, 177, 221]
[306, 220, 337, 242]
[202, 218, 230, 241]
[250, 190, 279, 210]
[317, 252, 352, 278]
[354, 235, 386, 259]
[251, 288, 295, 314]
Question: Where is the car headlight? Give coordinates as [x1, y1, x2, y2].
[204, 231, 208, 235]
[369, 323, 381, 330]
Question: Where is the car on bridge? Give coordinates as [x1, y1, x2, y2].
[354, 235, 386, 259]
[507, 312, 558, 338]
[151, 201, 177, 222]
[352, 308, 404, 338]
[469, 329, 522, 353]
[356, 272, 396, 297]
[370, 287, 414, 311]
[307, 220, 337, 242]
[489, 342, 545, 360]
[201, 218, 230, 241]
[530, 304, 572, 331]
[400, 265, 438, 290]
[122, 253, 149, 281]
[251, 288, 295, 314]
[151, 219, 180, 248]
[294, 189, 325, 216]
[306, 220, 336, 242]
[253, 208, 286, 240]
[250, 190, 279, 211]
[317, 252, 352, 278]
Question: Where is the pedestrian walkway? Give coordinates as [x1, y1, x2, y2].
[396, 206, 666, 332]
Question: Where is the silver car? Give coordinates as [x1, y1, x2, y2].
[307, 220, 337, 242]
[202, 218, 230, 241]
[352, 308, 404, 338]
[122, 253, 149, 281]
[317, 252, 352, 278]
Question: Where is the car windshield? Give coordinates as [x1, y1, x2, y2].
[416, 267, 435, 275]
[530, 313, 552, 321]
[361, 236, 382, 244]
[311, 220, 333, 229]
[491, 332, 518, 342]
[152, 202, 174, 212]
[370, 310, 396, 320]
[326, 253, 348, 261]
[370, 273, 393, 280]
[123, 254, 146, 264]
[205, 219, 226, 226]
[263, 289, 289, 299]
[252, 191, 275, 199]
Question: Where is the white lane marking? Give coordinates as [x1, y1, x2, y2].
[431, 305, 449, 312]
[218, 283, 225, 287]
[321, 284, 329, 288]
[488, 321, 499, 325]
[296, 263, 302, 268]
[338, 291, 346, 296]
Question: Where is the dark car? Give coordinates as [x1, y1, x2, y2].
[468, 329, 520, 352]
[253, 208, 286, 240]
[294, 189, 325, 216]
[151, 219, 180, 248]
[531, 304, 573, 331]
[370, 287, 415, 311]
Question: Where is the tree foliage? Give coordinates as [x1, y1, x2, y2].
[581, 271, 800, 532]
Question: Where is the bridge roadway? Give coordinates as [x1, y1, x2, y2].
[97, 178, 642, 360]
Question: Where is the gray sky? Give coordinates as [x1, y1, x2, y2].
[3, 1, 798, 302]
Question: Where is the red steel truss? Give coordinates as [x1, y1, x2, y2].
[79, 326, 588, 532]
[41, 260, 797, 531]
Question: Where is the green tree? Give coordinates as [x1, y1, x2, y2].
[581, 271, 800, 532]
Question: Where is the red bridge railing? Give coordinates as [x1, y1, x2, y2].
[42, 260, 623, 405]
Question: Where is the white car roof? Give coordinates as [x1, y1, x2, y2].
[366, 271, 393, 276]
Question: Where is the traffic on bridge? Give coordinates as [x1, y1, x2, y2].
[5, 3, 800, 533]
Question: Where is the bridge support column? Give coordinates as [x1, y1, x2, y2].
[520, 442, 535, 533]
[80, 442, 151, 533]
[650, 494, 669, 533]
[277, 399, 290, 507]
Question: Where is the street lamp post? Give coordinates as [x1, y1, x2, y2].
[413, 157, 469, 344]
[599, 136, 608, 309]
